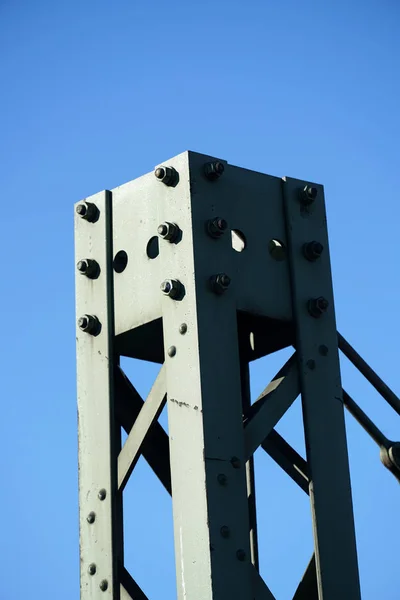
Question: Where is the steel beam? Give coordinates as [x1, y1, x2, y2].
[75, 190, 123, 599]
[283, 178, 361, 599]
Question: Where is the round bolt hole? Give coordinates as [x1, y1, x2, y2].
[268, 239, 286, 261]
[231, 230, 247, 253]
[146, 236, 159, 259]
[113, 250, 128, 273]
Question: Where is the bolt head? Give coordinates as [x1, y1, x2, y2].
[76, 203, 87, 216]
[88, 563, 96, 576]
[98, 489, 107, 501]
[211, 273, 231, 294]
[204, 161, 225, 181]
[303, 241, 324, 261]
[78, 316, 88, 329]
[300, 185, 318, 206]
[155, 167, 166, 180]
[99, 580, 108, 592]
[157, 222, 180, 242]
[77, 260, 88, 273]
[87, 511, 96, 524]
[308, 297, 329, 318]
[157, 224, 168, 236]
[207, 217, 228, 238]
[217, 473, 228, 485]
[76, 201, 99, 222]
[179, 323, 187, 335]
[168, 346, 177, 357]
[161, 279, 182, 299]
[154, 166, 178, 186]
[78, 314, 100, 335]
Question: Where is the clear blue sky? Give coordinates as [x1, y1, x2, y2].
[1, 1, 399, 598]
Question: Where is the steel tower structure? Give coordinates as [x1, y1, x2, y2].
[75, 151, 400, 600]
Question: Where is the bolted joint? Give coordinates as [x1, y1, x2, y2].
[76, 201, 99, 222]
[154, 165, 178, 187]
[157, 222, 180, 242]
[210, 273, 231, 295]
[206, 217, 228, 238]
[380, 444, 400, 481]
[308, 297, 329, 318]
[303, 241, 324, 262]
[77, 258, 100, 279]
[204, 161, 225, 181]
[160, 279, 183, 299]
[78, 314, 101, 335]
[299, 185, 318, 206]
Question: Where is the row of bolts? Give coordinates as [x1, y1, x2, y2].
[76, 163, 327, 586]
[76, 161, 328, 336]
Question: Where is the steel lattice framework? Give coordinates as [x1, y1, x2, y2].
[74, 151, 400, 600]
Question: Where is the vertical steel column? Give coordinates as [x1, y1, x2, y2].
[283, 179, 361, 599]
[157, 153, 254, 599]
[75, 191, 123, 599]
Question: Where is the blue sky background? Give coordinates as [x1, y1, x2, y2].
[1, 1, 399, 598]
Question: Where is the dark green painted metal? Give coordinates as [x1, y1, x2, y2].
[283, 177, 361, 599]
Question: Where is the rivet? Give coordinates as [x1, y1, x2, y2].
[236, 549, 247, 561]
[306, 359, 316, 370]
[319, 345, 329, 356]
[87, 511, 96, 524]
[88, 563, 96, 576]
[168, 346, 177, 357]
[220, 525, 230, 538]
[99, 580, 108, 592]
[217, 473, 228, 486]
[179, 323, 187, 334]
[230, 456, 241, 469]
[98, 489, 107, 501]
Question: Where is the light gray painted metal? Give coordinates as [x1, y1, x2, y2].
[283, 177, 361, 599]
[118, 365, 166, 491]
[75, 152, 366, 600]
[157, 152, 255, 599]
[244, 354, 299, 461]
[75, 190, 122, 599]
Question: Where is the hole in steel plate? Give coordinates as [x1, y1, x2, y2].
[231, 230, 247, 252]
[113, 250, 128, 273]
[268, 239, 287, 261]
[146, 236, 159, 259]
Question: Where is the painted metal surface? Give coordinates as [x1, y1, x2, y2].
[75, 151, 399, 599]
[283, 177, 361, 599]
